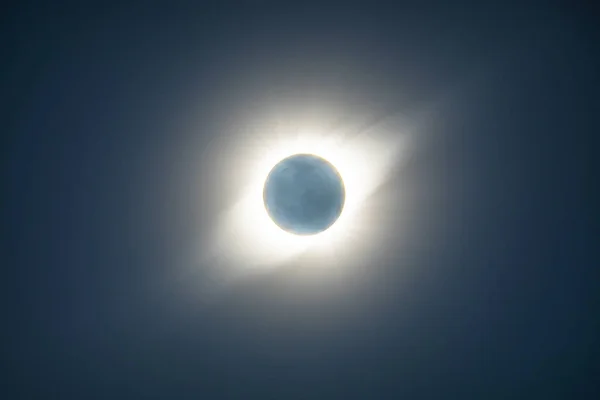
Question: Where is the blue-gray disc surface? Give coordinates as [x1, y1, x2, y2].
[263, 154, 345, 235]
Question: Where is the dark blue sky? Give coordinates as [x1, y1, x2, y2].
[2, 1, 598, 398]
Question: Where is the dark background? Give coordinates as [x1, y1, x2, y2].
[2, 1, 598, 398]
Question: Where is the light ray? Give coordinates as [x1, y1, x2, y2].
[198, 113, 413, 283]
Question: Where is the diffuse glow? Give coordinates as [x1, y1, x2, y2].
[203, 115, 412, 279]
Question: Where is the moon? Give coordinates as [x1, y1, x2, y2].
[263, 154, 345, 236]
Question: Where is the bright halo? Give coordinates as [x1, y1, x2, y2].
[200, 115, 413, 281]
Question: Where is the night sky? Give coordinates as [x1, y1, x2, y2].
[3, 1, 598, 398]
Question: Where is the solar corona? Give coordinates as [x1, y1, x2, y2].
[188, 114, 414, 287]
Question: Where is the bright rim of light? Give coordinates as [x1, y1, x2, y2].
[203, 118, 410, 278]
